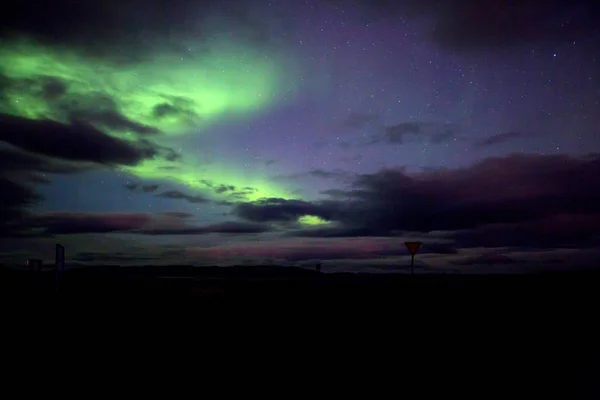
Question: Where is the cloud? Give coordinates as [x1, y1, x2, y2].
[214, 184, 236, 194]
[0, 141, 100, 237]
[429, 0, 598, 51]
[159, 212, 194, 219]
[0, 74, 161, 137]
[474, 131, 526, 147]
[151, 99, 201, 128]
[384, 121, 457, 145]
[125, 182, 160, 193]
[280, 169, 353, 182]
[345, 0, 599, 51]
[0, 114, 162, 166]
[0, 144, 95, 237]
[139, 221, 271, 236]
[3, 210, 269, 237]
[65, 93, 161, 136]
[155, 190, 209, 204]
[235, 153, 600, 249]
[0, 176, 43, 236]
[0, 0, 283, 61]
[0, 144, 92, 175]
[233, 198, 338, 223]
[449, 214, 600, 249]
[28, 212, 152, 235]
[199, 180, 243, 195]
[385, 122, 423, 143]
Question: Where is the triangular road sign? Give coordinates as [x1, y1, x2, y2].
[404, 241, 422, 256]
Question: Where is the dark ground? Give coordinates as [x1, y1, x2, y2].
[1, 265, 598, 397]
[2, 264, 599, 302]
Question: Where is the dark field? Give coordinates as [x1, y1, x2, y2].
[2, 264, 599, 306]
[1, 265, 598, 398]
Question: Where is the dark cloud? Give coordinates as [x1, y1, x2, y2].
[153, 103, 179, 118]
[429, 0, 599, 51]
[385, 121, 457, 144]
[0, 114, 161, 166]
[385, 122, 423, 143]
[155, 190, 209, 204]
[0, 143, 95, 237]
[289, 225, 393, 239]
[0, 0, 280, 61]
[214, 184, 236, 194]
[0, 75, 159, 136]
[203, 184, 260, 202]
[474, 131, 526, 147]
[344, 0, 600, 51]
[151, 98, 201, 128]
[126, 182, 160, 193]
[160, 212, 194, 219]
[234, 198, 338, 224]
[0, 177, 43, 235]
[281, 169, 353, 182]
[139, 221, 270, 236]
[449, 214, 600, 249]
[29, 212, 152, 235]
[137, 139, 180, 162]
[0, 74, 67, 103]
[1, 210, 268, 238]
[67, 96, 160, 136]
[0, 144, 92, 175]
[309, 169, 349, 179]
[235, 153, 600, 249]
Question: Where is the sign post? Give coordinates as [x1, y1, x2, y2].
[404, 241, 422, 275]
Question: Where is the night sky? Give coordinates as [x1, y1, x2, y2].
[1, 0, 599, 273]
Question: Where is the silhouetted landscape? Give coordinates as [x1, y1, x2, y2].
[3, 264, 599, 305]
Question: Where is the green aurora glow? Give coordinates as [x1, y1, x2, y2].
[0, 39, 310, 204]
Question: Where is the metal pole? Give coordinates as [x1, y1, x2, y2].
[410, 254, 415, 275]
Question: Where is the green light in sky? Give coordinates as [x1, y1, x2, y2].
[0, 38, 302, 202]
[0, 39, 284, 135]
[298, 215, 331, 226]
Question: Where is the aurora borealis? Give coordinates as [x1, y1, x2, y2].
[0, 36, 298, 200]
[1, 0, 599, 272]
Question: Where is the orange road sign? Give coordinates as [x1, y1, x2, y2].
[404, 241, 422, 256]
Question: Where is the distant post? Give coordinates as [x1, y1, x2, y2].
[404, 242, 422, 275]
[316, 263, 322, 273]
